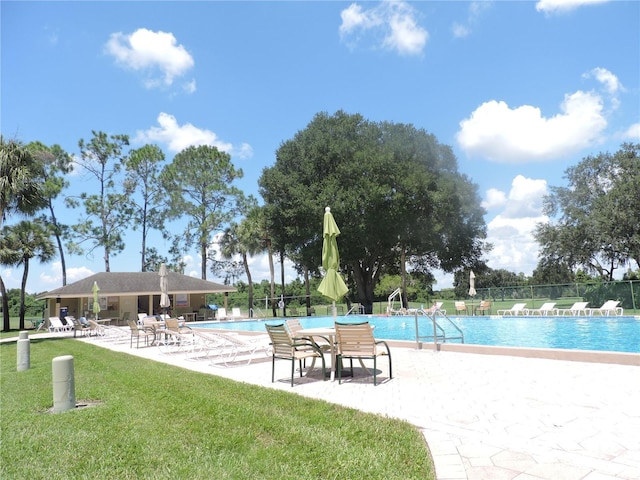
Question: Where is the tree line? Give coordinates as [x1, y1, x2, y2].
[2, 111, 638, 330]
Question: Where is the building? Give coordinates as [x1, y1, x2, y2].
[37, 272, 236, 323]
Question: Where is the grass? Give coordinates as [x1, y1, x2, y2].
[1, 338, 434, 479]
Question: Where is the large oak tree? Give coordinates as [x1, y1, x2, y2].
[535, 143, 640, 280]
[259, 111, 487, 312]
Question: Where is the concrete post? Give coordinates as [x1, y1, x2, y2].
[17, 333, 30, 371]
[52, 355, 75, 413]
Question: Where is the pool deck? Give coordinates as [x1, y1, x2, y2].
[7, 330, 640, 480]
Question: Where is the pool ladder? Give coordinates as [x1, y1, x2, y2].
[413, 309, 464, 348]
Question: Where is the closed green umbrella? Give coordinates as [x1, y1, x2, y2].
[92, 281, 101, 320]
[317, 207, 348, 314]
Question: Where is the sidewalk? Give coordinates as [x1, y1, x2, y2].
[9, 330, 640, 480]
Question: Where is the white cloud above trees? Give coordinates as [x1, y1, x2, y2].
[536, 0, 610, 14]
[455, 69, 628, 163]
[105, 28, 195, 90]
[339, 1, 428, 55]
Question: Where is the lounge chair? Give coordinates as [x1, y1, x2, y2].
[231, 307, 243, 320]
[49, 317, 71, 333]
[289, 307, 299, 316]
[588, 300, 623, 316]
[334, 321, 392, 386]
[127, 320, 154, 348]
[67, 316, 90, 337]
[525, 302, 557, 316]
[137, 313, 148, 325]
[265, 323, 326, 386]
[421, 302, 445, 316]
[193, 330, 268, 366]
[88, 319, 106, 336]
[497, 303, 527, 316]
[217, 308, 228, 320]
[473, 300, 491, 315]
[454, 301, 467, 314]
[557, 302, 589, 316]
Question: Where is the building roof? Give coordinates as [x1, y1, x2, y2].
[37, 272, 236, 299]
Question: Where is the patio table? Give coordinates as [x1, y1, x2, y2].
[296, 326, 337, 380]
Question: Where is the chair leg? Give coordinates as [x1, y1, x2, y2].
[373, 357, 377, 386]
[291, 359, 296, 387]
[271, 356, 276, 383]
[337, 354, 342, 384]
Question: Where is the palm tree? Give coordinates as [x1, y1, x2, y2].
[218, 214, 263, 315]
[0, 136, 46, 226]
[28, 141, 74, 285]
[0, 220, 55, 330]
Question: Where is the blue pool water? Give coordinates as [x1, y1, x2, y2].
[197, 314, 640, 354]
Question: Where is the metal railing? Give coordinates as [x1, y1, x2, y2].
[414, 309, 464, 349]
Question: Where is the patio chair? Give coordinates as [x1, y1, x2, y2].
[525, 302, 557, 316]
[454, 301, 467, 314]
[473, 300, 492, 315]
[289, 307, 299, 316]
[286, 318, 332, 356]
[231, 307, 243, 320]
[557, 302, 589, 316]
[588, 300, 623, 316]
[127, 320, 154, 348]
[334, 321, 392, 386]
[497, 303, 527, 316]
[165, 317, 193, 335]
[217, 308, 228, 320]
[265, 323, 326, 387]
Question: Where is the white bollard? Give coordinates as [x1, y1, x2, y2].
[19, 331, 28, 340]
[52, 355, 76, 413]
[17, 337, 30, 371]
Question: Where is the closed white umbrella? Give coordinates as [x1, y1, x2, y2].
[159, 263, 170, 313]
[469, 271, 477, 297]
[469, 271, 477, 315]
[92, 281, 101, 320]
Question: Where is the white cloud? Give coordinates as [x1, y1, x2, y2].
[452, 1, 492, 38]
[105, 28, 194, 88]
[135, 113, 234, 153]
[483, 176, 549, 275]
[536, 0, 610, 14]
[339, 1, 428, 56]
[585, 67, 623, 95]
[621, 123, 640, 141]
[457, 90, 607, 163]
[481, 188, 507, 211]
[183, 79, 197, 94]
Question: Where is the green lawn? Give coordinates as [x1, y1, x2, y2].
[1, 338, 434, 479]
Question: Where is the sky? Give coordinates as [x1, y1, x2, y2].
[2, 0, 639, 295]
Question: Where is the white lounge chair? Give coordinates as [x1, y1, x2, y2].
[231, 307, 243, 320]
[217, 308, 228, 320]
[497, 303, 527, 315]
[557, 302, 590, 316]
[525, 302, 557, 316]
[588, 300, 623, 316]
[48, 316, 71, 333]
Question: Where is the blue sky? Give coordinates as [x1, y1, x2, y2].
[2, 0, 639, 294]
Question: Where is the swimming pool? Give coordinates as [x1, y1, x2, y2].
[196, 314, 640, 354]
